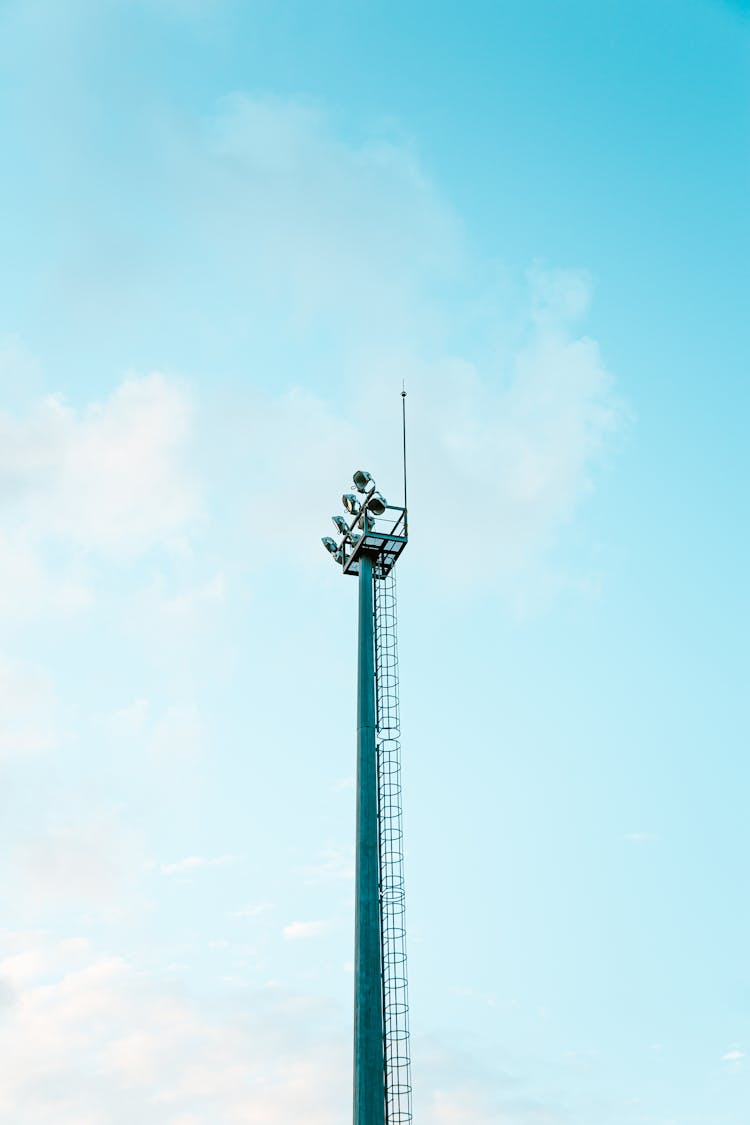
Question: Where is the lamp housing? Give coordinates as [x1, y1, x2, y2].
[368, 491, 388, 517]
[353, 469, 374, 493]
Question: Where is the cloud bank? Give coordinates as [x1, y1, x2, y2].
[0, 79, 624, 1125]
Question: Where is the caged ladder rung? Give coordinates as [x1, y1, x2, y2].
[374, 569, 413, 1125]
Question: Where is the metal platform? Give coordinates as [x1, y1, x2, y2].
[342, 506, 408, 579]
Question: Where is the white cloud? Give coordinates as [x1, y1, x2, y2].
[0, 99, 623, 611]
[0, 79, 625, 1125]
[721, 1048, 745, 1063]
[156, 95, 624, 593]
[0, 532, 93, 622]
[107, 699, 205, 760]
[231, 903, 274, 919]
[301, 849, 354, 885]
[1, 373, 197, 554]
[0, 891, 562, 1123]
[282, 921, 329, 941]
[0, 656, 58, 761]
[0, 933, 349, 1124]
[159, 572, 226, 619]
[0, 372, 198, 622]
[225, 279, 623, 591]
[17, 820, 135, 902]
[177, 94, 463, 341]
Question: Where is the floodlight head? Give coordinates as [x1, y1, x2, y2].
[332, 515, 350, 535]
[368, 491, 388, 517]
[353, 469, 374, 493]
[358, 512, 375, 531]
[322, 536, 340, 559]
[342, 493, 361, 515]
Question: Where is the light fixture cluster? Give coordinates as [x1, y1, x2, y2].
[322, 469, 388, 565]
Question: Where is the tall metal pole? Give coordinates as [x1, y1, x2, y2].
[354, 551, 385, 1125]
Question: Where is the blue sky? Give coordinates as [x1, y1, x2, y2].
[0, 1, 747, 1121]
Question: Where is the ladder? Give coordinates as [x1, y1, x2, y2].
[374, 569, 413, 1125]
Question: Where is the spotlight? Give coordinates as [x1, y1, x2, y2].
[353, 469, 374, 493]
[342, 493, 361, 515]
[322, 537, 339, 558]
[332, 515, 351, 536]
[368, 491, 388, 516]
[358, 512, 374, 531]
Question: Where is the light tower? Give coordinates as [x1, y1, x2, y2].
[322, 462, 412, 1125]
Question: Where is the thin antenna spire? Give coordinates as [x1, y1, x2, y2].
[401, 382, 408, 519]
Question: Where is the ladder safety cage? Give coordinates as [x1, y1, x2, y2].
[374, 568, 413, 1125]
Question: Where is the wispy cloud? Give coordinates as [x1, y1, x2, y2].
[0, 93, 625, 608]
[0, 373, 198, 624]
[0, 373, 197, 556]
[0, 932, 348, 1124]
[300, 849, 354, 885]
[282, 920, 329, 941]
[0, 656, 58, 760]
[232, 903, 274, 919]
[0, 43, 628, 1125]
[16, 815, 145, 904]
[721, 1048, 745, 1063]
[159, 855, 237, 877]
